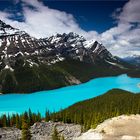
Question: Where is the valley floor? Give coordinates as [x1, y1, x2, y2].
[75, 114, 140, 140]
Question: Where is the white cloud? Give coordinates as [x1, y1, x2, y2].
[0, 0, 140, 58]
[117, 0, 140, 24]
[98, 0, 140, 57]
[0, 0, 99, 40]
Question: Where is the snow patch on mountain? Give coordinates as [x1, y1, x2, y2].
[0, 19, 133, 71]
[84, 40, 95, 48]
[4, 65, 14, 71]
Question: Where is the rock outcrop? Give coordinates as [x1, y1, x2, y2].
[0, 121, 81, 140]
[74, 114, 140, 140]
[0, 127, 21, 140]
[1, 115, 140, 140]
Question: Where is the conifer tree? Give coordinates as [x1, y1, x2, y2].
[60, 135, 65, 140]
[7, 114, 10, 127]
[10, 114, 16, 126]
[37, 112, 41, 122]
[28, 109, 33, 125]
[2, 114, 7, 127]
[21, 112, 31, 140]
[52, 126, 60, 140]
[45, 110, 50, 122]
[16, 114, 21, 129]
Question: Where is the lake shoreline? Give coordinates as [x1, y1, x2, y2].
[1, 74, 140, 95]
[0, 74, 139, 116]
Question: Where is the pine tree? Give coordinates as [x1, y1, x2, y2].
[10, 114, 16, 126]
[45, 110, 50, 122]
[7, 114, 10, 127]
[60, 135, 65, 140]
[16, 114, 21, 129]
[52, 126, 60, 140]
[37, 112, 41, 122]
[28, 109, 33, 125]
[21, 112, 31, 140]
[2, 114, 7, 127]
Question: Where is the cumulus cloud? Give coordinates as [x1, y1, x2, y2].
[0, 0, 140, 58]
[0, 0, 99, 40]
[101, 0, 140, 57]
[117, 0, 140, 24]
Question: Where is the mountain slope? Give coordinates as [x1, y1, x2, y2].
[0, 20, 138, 93]
[48, 89, 140, 130]
[0, 20, 132, 70]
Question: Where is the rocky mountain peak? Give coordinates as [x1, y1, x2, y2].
[48, 32, 86, 48]
[0, 19, 136, 94]
[0, 20, 16, 29]
[0, 20, 19, 38]
[0, 20, 14, 29]
[0, 19, 129, 72]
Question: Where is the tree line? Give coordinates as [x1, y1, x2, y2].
[0, 109, 41, 140]
[45, 89, 140, 131]
[0, 89, 139, 139]
[0, 109, 64, 140]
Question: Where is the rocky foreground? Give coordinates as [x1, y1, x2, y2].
[75, 114, 140, 140]
[0, 115, 140, 140]
[0, 121, 81, 140]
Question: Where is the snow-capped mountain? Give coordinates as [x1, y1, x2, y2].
[0, 20, 123, 70]
[0, 20, 19, 36]
[0, 20, 138, 93]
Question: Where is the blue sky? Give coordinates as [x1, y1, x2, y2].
[0, 0, 127, 33]
[0, 0, 140, 57]
[42, 1, 127, 33]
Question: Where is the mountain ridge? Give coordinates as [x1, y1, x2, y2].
[0, 20, 139, 94]
[0, 20, 128, 69]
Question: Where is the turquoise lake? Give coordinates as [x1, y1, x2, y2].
[0, 74, 140, 116]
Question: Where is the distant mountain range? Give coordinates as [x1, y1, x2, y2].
[0, 20, 139, 93]
[123, 56, 140, 66]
